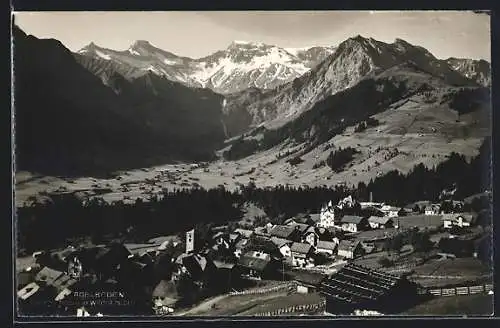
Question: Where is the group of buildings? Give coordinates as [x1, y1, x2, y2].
[17, 193, 487, 316]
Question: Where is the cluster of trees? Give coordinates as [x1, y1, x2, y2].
[354, 117, 380, 133]
[326, 147, 358, 172]
[222, 137, 259, 161]
[354, 138, 490, 206]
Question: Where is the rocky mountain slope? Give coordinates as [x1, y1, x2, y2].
[221, 36, 481, 137]
[14, 26, 226, 176]
[77, 40, 336, 94]
[222, 60, 490, 160]
[446, 57, 491, 87]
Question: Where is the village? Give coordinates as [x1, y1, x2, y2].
[16, 191, 493, 317]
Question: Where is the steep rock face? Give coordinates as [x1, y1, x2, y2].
[446, 57, 491, 87]
[77, 40, 336, 94]
[14, 26, 226, 176]
[221, 36, 478, 137]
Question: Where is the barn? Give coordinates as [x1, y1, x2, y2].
[319, 263, 419, 314]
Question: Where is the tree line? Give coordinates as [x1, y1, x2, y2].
[17, 138, 490, 254]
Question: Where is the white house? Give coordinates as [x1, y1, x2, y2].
[318, 201, 336, 228]
[337, 240, 364, 259]
[270, 237, 293, 258]
[368, 216, 394, 229]
[338, 216, 369, 233]
[442, 213, 476, 229]
[425, 204, 441, 215]
[290, 242, 315, 267]
[315, 240, 338, 256]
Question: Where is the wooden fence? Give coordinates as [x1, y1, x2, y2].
[230, 282, 298, 296]
[248, 299, 326, 316]
[419, 284, 493, 297]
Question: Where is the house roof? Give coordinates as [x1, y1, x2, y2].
[229, 233, 240, 241]
[352, 228, 398, 242]
[340, 216, 365, 224]
[338, 240, 361, 252]
[234, 228, 253, 238]
[442, 213, 478, 223]
[124, 243, 157, 255]
[235, 238, 249, 250]
[290, 242, 313, 254]
[319, 263, 401, 304]
[213, 260, 236, 270]
[238, 255, 271, 272]
[270, 237, 293, 247]
[316, 240, 338, 251]
[283, 218, 297, 225]
[309, 214, 321, 223]
[291, 223, 310, 233]
[148, 235, 179, 245]
[368, 216, 393, 224]
[269, 225, 296, 239]
[289, 270, 326, 286]
[35, 267, 64, 285]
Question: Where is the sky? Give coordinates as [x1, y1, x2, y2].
[13, 11, 491, 61]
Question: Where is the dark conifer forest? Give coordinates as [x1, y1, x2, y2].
[17, 138, 490, 254]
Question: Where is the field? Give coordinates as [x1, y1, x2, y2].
[409, 257, 492, 287]
[14, 95, 488, 208]
[402, 294, 493, 316]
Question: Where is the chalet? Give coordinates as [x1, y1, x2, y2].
[302, 226, 320, 246]
[269, 237, 293, 258]
[212, 231, 230, 249]
[35, 267, 64, 286]
[269, 225, 301, 241]
[148, 235, 181, 250]
[237, 251, 278, 280]
[381, 206, 401, 218]
[337, 240, 364, 259]
[152, 279, 178, 309]
[229, 233, 241, 245]
[338, 216, 369, 233]
[315, 240, 338, 256]
[234, 228, 253, 239]
[319, 263, 419, 314]
[124, 244, 158, 257]
[425, 204, 441, 215]
[288, 270, 326, 294]
[368, 216, 394, 229]
[290, 242, 315, 267]
[352, 228, 399, 251]
[233, 238, 249, 258]
[442, 213, 477, 229]
[174, 253, 216, 285]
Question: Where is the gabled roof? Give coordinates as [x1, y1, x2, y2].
[309, 214, 321, 223]
[35, 267, 64, 285]
[338, 240, 361, 252]
[238, 254, 271, 272]
[213, 260, 236, 270]
[316, 240, 338, 251]
[340, 216, 365, 224]
[368, 216, 393, 224]
[269, 225, 296, 239]
[442, 213, 478, 223]
[290, 242, 313, 255]
[291, 223, 311, 234]
[234, 238, 249, 250]
[270, 237, 293, 247]
[234, 228, 253, 238]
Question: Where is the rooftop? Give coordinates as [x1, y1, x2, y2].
[340, 216, 365, 224]
[290, 242, 313, 254]
[316, 240, 338, 251]
[269, 225, 296, 239]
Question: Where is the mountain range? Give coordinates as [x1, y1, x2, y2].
[76, 40, 336, 94]
[13, 25, 491, 178]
